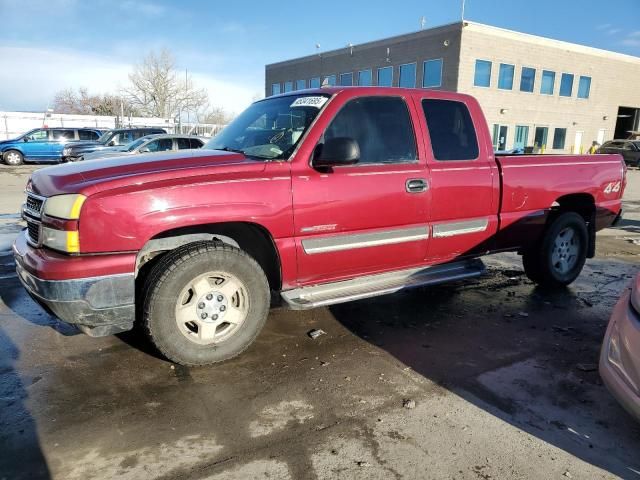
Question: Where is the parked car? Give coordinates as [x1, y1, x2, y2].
[1, 128, 103, 165]
[597, 140, 640, 168]
[61, 127, 166, 162]
[14, 87, 625, 366]
[600, 274, 640, 422]
[82, 134, 205, 160]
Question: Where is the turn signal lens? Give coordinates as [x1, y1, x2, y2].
[41, 227, 80, 253]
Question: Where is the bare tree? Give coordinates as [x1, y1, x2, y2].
[53, 88, 140, 116]
[124, 49, 209, 119]
[204, 106, 234, 125]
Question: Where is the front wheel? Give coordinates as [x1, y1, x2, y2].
[522, 212, 588, 288]
[142, 241, 270, 366]
[3, 150, 24, 166]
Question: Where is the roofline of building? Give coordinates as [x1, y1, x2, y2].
[464, 21, 640, 65]
[266, 19, 640, 69]
[265, 21, 462, 68]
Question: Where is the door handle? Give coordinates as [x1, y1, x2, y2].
[406, 178, 428, 193]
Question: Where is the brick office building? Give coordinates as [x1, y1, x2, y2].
[265, 21, 640, 153]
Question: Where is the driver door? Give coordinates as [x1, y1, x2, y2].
[291, 95, 430, 286]
[22, 129, 50, 161]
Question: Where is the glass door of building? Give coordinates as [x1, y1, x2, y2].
[534, 127, 548, 152]
[492, 124, 508, 151]
[514, 125, 529, 151]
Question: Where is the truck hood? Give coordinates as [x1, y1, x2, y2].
[30, 149, 266, 197]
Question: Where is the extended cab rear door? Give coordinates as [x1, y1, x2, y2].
[415, 93, 500, 262]
[291, 93, 431, 286]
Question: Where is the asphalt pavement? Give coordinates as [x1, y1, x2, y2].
[0, 164, 639, 480]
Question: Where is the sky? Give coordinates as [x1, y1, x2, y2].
[0, 0, 639, 115]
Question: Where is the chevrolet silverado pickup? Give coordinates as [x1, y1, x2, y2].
[13, 87, 625, 366]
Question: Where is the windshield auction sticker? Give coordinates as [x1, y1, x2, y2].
[290, 96, 328, 108]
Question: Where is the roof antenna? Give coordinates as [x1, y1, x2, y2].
[461, 0, 466, 21]
[420, 16, 426, 30]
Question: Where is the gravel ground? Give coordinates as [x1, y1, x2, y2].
[0, 164, 639, 480]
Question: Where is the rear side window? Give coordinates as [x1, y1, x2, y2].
[78, 130, 99, 140]
[323, 96, 417, 164]
[190, 138, 204, 148]
[52, 129, 75, 140]
[177, 138, 191, 150]
[422, 99, 479, 161]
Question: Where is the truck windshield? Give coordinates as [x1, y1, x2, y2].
[205, 94, 331, 160]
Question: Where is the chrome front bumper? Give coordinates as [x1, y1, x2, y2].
[14, 254, 136, 337]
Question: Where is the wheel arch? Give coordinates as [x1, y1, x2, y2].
[550, 193, 596, 258]
[136, 222, 282, 292]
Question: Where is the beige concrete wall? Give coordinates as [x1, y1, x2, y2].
[265, 23, 463, 96]
[458, 23, 640, 153]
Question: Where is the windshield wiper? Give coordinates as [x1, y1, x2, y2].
[214, 146, 272, 161]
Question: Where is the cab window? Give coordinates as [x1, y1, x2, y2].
[177, 138, 191, 150]
[323, 96, 417, 164]
[145, 138, 173, 152]
[78, 130, 99, 141]
[24, 129, 48, 141]
[52, 129, 75, 141]
[422, 99, 479, 161]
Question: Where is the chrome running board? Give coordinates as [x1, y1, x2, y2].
[281, 259, 485, 310]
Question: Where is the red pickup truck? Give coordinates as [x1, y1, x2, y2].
[14, 87, 625, 365]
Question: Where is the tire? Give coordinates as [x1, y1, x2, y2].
[3, 150, 23, 166]
[141, 241, 270, 366]
[522, 212, 588, 288]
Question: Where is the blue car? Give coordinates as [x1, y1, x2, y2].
[0, 127, 102, 165]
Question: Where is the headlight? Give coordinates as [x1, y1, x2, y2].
[41, 226, 80, 253]
[631, 274, 640, 313]
[43, 194, 86, 220]
[63, 147, 71, 155]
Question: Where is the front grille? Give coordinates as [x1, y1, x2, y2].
[26, 220, 41, 245]
[25, 193, 44, 218]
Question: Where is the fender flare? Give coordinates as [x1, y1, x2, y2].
[135, 233, 239, 276]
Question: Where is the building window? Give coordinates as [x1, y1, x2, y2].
[520, 67, 536, 93]
[399, 63, 417, 88]
[492, 124, 508, 151]
[310, 77, 321, 88]
[339, 72, 353, 86]
[378, 66, 393, 87]
[358, 69, 372, 86]
[422, 99, 479, 161]
[514, 125, 529, 149]
[498, 63, 514, 90]
[541, 70, 555, 95]
[578, 76, 591, 99]
[284, 81, 293, 93]
[323, 75, 336, 86]
[559, 73, 574, 97]
[423, 59, 442, 88]
[534, 127, 549, 150]
[474, 60, 492, 87]
[552, 128, 567, 149]
[296, 79, 306, 90]
[271, 83, 281, 96]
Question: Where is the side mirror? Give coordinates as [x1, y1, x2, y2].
[314, 137, 360, 168]
[23, 137, 29, 142]
[139, 147, 150, 153]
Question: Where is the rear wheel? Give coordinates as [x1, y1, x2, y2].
[522, 212, 588, 288]
[3, 150, 23, 166]
[142, 241, 270, 366]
